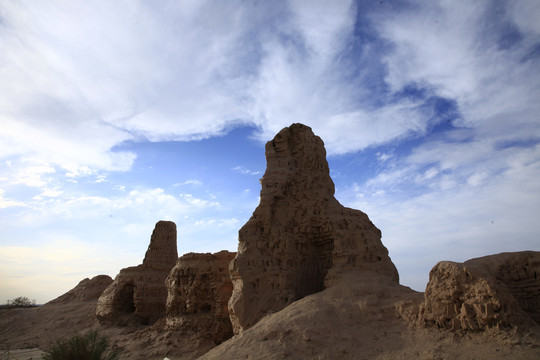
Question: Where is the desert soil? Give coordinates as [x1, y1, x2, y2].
[1, 272, 539, 359]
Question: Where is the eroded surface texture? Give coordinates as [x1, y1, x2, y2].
[228, 123, 399, 334]
[407, 251, 540, 331]
[95, 221, 178, 325]
[166, 250, 236, 344]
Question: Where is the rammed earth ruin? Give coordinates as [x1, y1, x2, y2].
[95, 124, 539, 341]
[4, 123, 537, 359]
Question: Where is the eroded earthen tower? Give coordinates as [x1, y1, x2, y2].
[95, 220, 178, 324]
[228, 123, 399, 333]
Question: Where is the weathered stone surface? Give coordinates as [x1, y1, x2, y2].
[228, 123, 399, 334]
[165, 250, 236, 344]
[48, 275, 113, 304]
[400, 251, 540, 331]
[95, 220, 178, 325]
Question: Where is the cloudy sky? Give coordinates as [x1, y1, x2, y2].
[1, 0, 539, 303]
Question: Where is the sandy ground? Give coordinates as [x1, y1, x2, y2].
[0, 299, 217, 360]
[0, 300, 98, 350]
[1, 272, 539, 359]
[0, 348, 45, 360]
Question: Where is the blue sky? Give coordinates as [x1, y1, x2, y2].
[1, 0, 539, 303]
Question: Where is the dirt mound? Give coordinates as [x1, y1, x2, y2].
[0, 275, 110, 350]
[47, 275, 113, 304]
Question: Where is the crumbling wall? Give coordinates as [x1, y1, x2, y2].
[398, 251, 540, 331]
[96, 221, 178, 325]
[166, 251, 236, 344]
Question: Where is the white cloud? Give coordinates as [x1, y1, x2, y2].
[174, 179, 203, 187]
[340, 141, 540, 291]
[319, 101, 429, 154]
[3, 0, 531, 197]
[9, 163, 56, 188]
[418, 167, 439, 182]
[0, 184, 244, 301]
[33, 188, 63, 200]
[289, 0, 355, 62]
[0, 0, 451, 183]
[1, 1, 538, 172]
[0, 186, 223, 228]
[193, 218, 239, 228]
[0, 0, 250, 175]
[178, 193, 220, 208]
[232, 166, 262, 176]
[365, 166, 415, 190]
[376, 152, 393, 163]
[375, 0, 540, 142]
[507, 0, 540, 36]
[0, 189, 27, 209]
[466, 171, 488, 187]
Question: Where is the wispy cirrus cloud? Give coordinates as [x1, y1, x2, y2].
[375, 0, 540, 141]
[0, 0, 489, 175]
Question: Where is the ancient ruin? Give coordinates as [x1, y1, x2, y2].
[166, 251, 236, 344]
[228, 123, 399, 334]
[2, 123, 540, 360]
[398, 251, 540, 331]
[95, 221, 178, 325]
